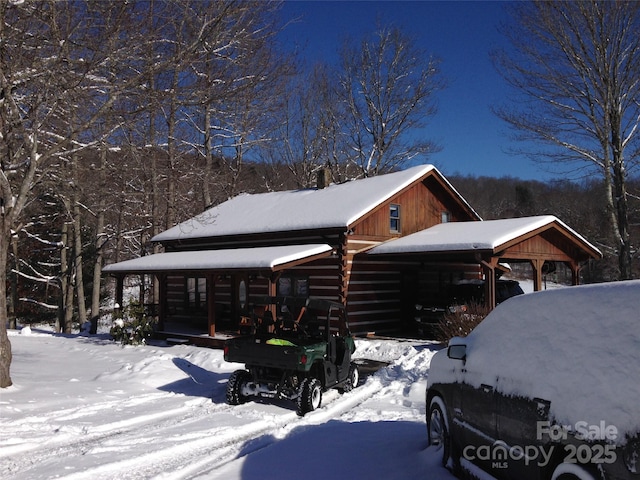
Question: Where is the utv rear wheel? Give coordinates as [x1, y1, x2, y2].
[296, 378, 322, 416]
[226, 370, 251, 405]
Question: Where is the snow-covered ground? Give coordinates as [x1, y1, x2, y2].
[0, 276, 574, 480]
[0, 328, 453, 480]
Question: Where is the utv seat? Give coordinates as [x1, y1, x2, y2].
[257, 311, 275, 334]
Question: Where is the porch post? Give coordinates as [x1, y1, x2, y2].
[207, 273, 216, 337]
[115, 275, 124, 313]
[480, 257, 497, 310]
[157, 274, 166, 331]
[570, 261, 581, 285]
[531, 259, 544, 291]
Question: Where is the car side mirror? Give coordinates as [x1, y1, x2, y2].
[447, 344, 467, 362]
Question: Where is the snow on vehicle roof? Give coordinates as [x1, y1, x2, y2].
[430, 280, 640, 440]
[369, 215, 600, 255]
[102, 244, 333, 273]
[152, 164, 476, 242]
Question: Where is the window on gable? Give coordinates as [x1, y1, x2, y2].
[390, 204, 401, 233]
[441, 211, 451, 223]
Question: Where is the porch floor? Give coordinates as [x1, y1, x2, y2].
[154, 321, 238, 349]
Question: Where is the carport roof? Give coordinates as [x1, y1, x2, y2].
[368, 215, 601, 259]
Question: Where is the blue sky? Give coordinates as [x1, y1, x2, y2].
[279, 1, 553, 181]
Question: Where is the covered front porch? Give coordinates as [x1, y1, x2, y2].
[103, 244, 334, 347]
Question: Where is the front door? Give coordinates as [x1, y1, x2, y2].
[231, 274, 249, 330]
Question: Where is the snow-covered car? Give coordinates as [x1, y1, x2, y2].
[426, 280, 640, 480]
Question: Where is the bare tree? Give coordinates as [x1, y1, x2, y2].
[268, 63, 350, 188]
[0, 0, 153, 387]
[186, 1, 291, 203]
[494, 0, 640, 280]
[338, 26, 445, 177]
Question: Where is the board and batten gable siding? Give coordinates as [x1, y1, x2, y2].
[352, 175, 477, 237]
[499, 227, 593, 263]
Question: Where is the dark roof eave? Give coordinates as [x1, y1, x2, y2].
[158, 226, 349, 250]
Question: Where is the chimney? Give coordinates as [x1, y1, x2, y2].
[316, 168, 331, 189]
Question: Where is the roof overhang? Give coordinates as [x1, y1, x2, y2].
[103, 244, 334, 275]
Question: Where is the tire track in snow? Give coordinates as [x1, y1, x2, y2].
[177, 379, 389, 479]
[2, 349, 407, 480]
[27, 379, 385, 480]
[1, 396, 234, 479]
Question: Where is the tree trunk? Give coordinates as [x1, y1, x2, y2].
[73, 202, 88, 325]
[202, 105, 213, 209]
[613, 161, 631, 279]
[60, 219, 75, 334]
[8, 235, 18, 330]
[0, 226, 13, 387]
[91, 147, 107, 330]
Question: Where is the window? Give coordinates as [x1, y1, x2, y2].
[390, 204, 401, 232]
[277, 275, 309, 297]
[238, 279, 247, 310]
[441, 211, 451, 223]
[186, 277, 206, 311]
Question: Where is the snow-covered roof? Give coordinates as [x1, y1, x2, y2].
[102, 244, 333, 273]
[152, 164, 478, 242]
[368, 215, 601, 256]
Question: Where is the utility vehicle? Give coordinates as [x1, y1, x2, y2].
[223, 296, 359, 416]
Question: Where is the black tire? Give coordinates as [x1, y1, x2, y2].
[552, 465, 597, 480]
[296, 377, 322, 416]
[339, 362, 360, 393]
[427, 397, 451, 468]
[226, 370, 251, 405]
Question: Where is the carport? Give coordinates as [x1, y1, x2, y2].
[368, 215, 602, 309]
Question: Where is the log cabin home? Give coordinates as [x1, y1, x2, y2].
[103, 164, 601, 345]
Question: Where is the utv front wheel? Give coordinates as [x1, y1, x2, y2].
[339, 362, 360, 393]
[296, 378, 322, 416]
[226, 370, 251, 405]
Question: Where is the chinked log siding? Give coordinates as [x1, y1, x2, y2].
[346, 257, 404, 334]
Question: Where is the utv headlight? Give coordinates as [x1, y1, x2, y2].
[624, 439, 640, 474]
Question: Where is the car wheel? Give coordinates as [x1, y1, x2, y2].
[427, 396, 451, 468]
[339, 363, 360, 393]
[551, 464, 596, 480]
[226, 370, 251, 405]
[297, 377, 322, 416]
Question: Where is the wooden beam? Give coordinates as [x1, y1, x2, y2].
[531, 258, 544, 291]
[115, 275, 124, 313]
[207, 273, 216, 337]
[567, 261, 581, 285]
[157, 274, 166, 331]
[480, 257, 498, 310]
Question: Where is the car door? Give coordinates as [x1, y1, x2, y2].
[456, 367, 499, 470]
[495, 390, 551, 480]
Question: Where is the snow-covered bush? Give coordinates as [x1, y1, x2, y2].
[436, 301, 489, 342]
[109, 301, 156, 345]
